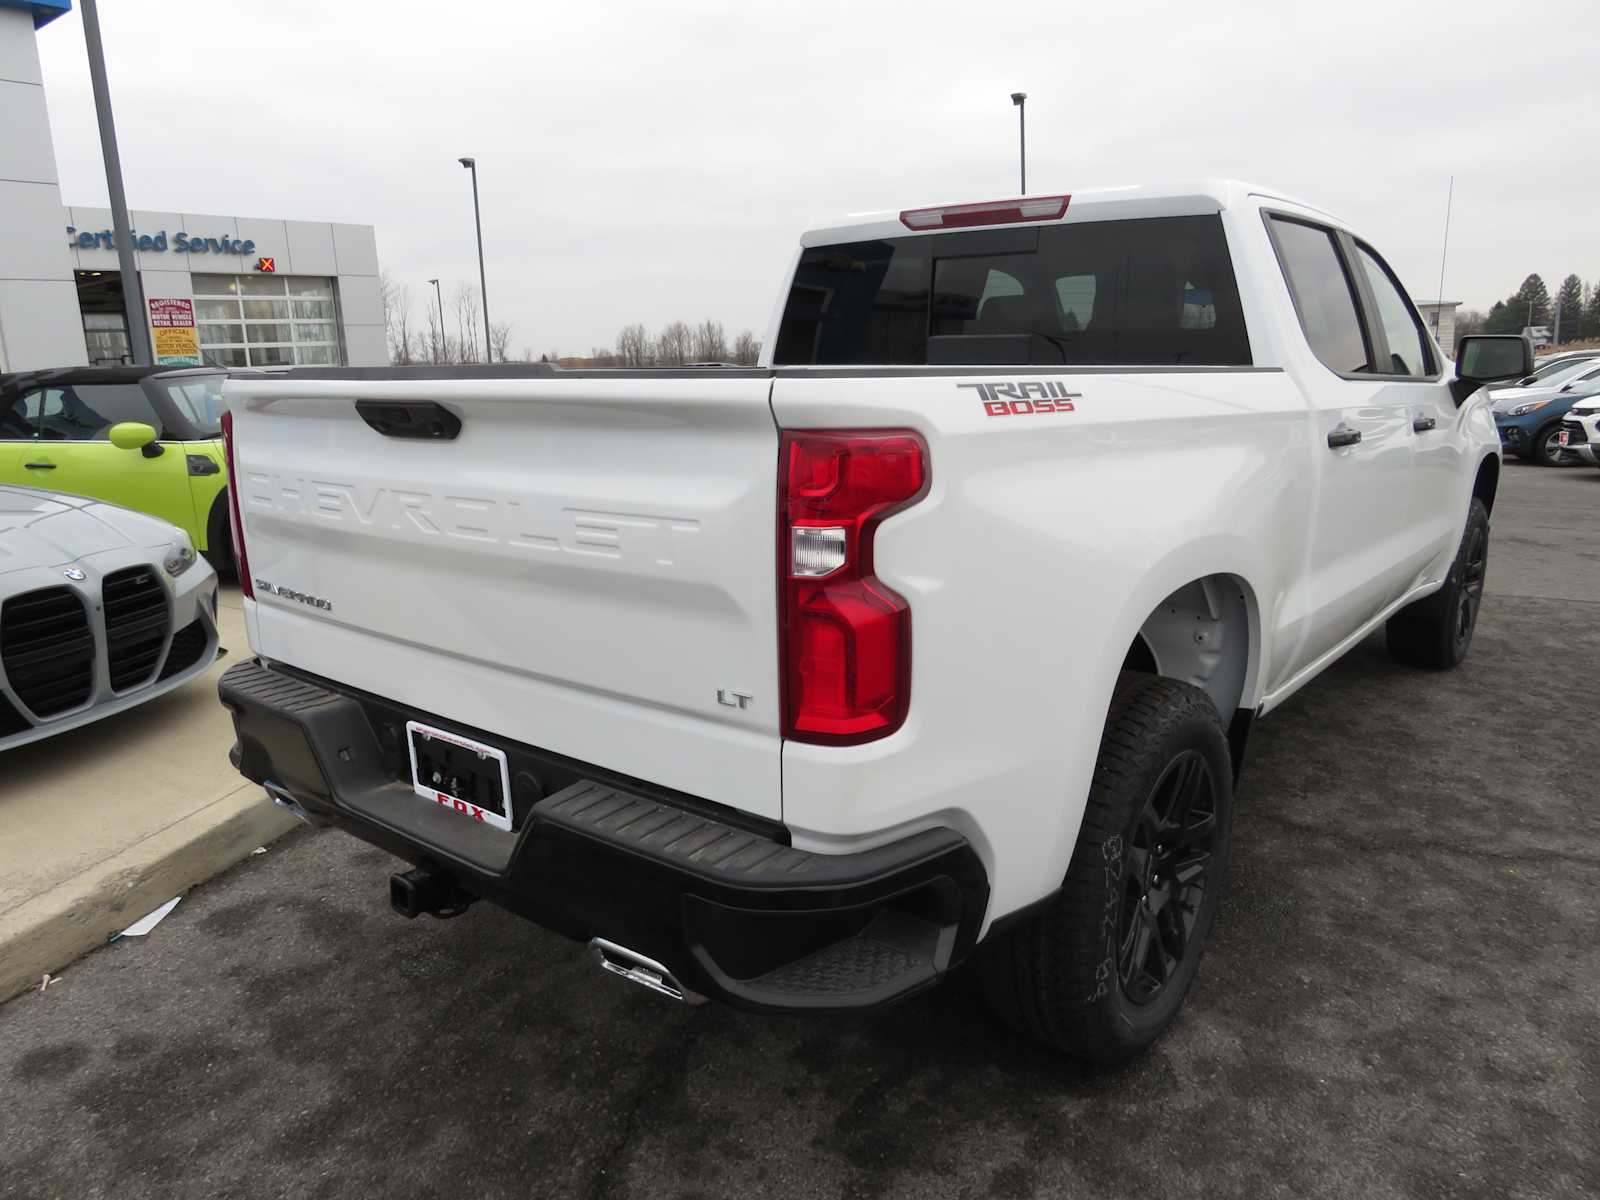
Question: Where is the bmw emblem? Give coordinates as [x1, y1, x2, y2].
[62, 567, 86, 581]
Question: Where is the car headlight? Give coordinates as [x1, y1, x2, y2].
[1511, 399, 1553, 416]
[163, 533, 197, 577]
[1572, 405, 1598, 417]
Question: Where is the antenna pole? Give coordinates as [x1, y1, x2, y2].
[1434, 175, 1454, 311]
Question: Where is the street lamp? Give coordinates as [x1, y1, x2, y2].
[427, 277, 445, 362]
[1010, 92, 1027, 194]
[458, 156, 493, 363]
[81, 0, 150, 365]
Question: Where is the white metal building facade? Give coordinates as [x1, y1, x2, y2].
[0, 1, 385, 372]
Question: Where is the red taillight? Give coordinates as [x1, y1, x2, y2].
[780, 430, 928, 745]
[220, 409, 252, 599]
[898, 194, 1069, 231]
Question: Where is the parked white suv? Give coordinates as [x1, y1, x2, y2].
[1562, 399, 1600, 468]
[216, 181, 1525, 1062]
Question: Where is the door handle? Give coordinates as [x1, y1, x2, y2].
[1413, 415, 1437, 432]
[1326, 426, 1362, 449]
[24, 461, 56, 470]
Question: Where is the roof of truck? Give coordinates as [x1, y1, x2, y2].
[800, 179, 1348, 246]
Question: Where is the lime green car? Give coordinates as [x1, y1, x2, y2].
[0, 367, 234, 570]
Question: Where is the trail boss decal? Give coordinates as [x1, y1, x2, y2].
[959, 380, 1081, 417]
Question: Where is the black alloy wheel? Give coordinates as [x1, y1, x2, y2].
[1118, 750, 1218, 1005]
[1455, 518, 1488, 652]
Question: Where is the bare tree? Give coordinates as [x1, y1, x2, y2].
[489, 321, 514, 363]
[590, 345, 617, 367]
[732, 330, 761, 365]
[693, 319, 728, 362]
[616, 324, 651, 368]
[656, 320, 693, 366]
[380, 271, 420, 365]
[452, 284, 482, 364]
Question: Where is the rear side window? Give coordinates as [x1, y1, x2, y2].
[162, 375, 227, 436]
[1268, 217, 1370, 375]
[1354, 243, 1433, 377]
[774, 215, 1251, 366]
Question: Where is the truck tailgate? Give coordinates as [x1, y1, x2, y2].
[225, 374, 782, 820]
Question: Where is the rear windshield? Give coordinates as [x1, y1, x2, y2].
[774, 215, 1250, 367]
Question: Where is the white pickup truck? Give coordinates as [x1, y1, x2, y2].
[218, 180, 1530, 1062]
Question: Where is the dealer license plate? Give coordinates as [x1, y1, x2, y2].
[1558, 430, 1569, 447]
[406, 721, 513, 831]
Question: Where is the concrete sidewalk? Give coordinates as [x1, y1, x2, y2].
[0, 584, 296, 1002]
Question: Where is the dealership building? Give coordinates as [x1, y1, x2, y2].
[1, 0, 385, 372]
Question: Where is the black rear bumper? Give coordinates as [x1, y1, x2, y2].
[219, 659, 989, 1013]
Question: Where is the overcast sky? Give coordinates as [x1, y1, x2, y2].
[35, 0, 1600, 355]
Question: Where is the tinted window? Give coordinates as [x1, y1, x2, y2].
[162, 374, 227, 436]
[773, 238, 930, 365]
[1, 392, 37, 439]
[1269, 217, 1370, 375]
[1355, 244, 1432, 376]
[38, 383, 164, 441]
[774, 215, 1250, 366]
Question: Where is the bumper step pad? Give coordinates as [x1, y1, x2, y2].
[219, 657, 987, 1012]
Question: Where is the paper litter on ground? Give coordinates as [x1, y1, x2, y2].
[117, 896, 182, 938]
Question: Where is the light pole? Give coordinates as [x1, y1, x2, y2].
[1010, 92, 1027, 194]
[427, 277, 445, 362]
[458, 157, 493, 362]
[81, 0, 150, 365]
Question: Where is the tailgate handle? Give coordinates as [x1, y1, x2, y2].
[355, 400, 462, 441]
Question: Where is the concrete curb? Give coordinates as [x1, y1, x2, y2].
[0, 785, 299, 1003]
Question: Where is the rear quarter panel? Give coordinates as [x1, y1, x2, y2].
[771, 367, 1311, 924]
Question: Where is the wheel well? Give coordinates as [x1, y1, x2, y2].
[1472, 453, 1500, 515]
[1121, 634, 1157, 675]
[1120, 575, 1253, 725]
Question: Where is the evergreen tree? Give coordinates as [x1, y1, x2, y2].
[1553, 274, 1584, 343]
[1512, 274, 1552, 330]
[1484, 275, 1553, 334]
[1483, 299, 1517, 334]
[1581, 282, 1600, 341]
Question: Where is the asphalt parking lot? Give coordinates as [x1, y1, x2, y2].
[2, 460, 1597, 1200]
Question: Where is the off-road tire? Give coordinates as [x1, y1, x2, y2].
[979, 672, 1233, 1063]
[1385, 497, 1489, 670]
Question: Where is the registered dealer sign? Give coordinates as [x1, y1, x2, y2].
[148, 297, 200, 366]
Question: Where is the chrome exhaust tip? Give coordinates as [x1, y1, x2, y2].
[588, 938, 706, 1006]
[264, 783, 327, 829]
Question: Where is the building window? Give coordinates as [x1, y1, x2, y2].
[191, 274, 341, 367]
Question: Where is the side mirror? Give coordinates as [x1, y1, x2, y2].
[108, 421, 163, 457]
[1456, 335, 1534, 384]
